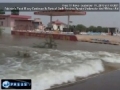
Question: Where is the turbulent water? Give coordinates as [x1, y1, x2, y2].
[0, 44, 120, 90]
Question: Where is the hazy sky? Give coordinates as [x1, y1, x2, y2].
[0, 0, 120, 28]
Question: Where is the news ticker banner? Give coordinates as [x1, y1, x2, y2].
[1, 79, 31, 89]
[0, 3, 119, 11]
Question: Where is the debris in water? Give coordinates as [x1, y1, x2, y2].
[33, 35, 57, 49]
[16, 50, 31, 58]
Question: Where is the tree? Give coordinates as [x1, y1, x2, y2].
[75, 24, 86, 32]
[69, 25, 75, 28]
[86, 28, 89, 32]
[11, 7, 19, 15]
[69, 25, 77, 32]
[102, 27, 108, 33]
[96, 26, 103, 32]
[88, 26, 97, 32]
[70, 24, 108, 33]
[0, 9, 5, 14]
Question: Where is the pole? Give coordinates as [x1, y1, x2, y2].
[115, 27, 117, 36]
[108, 28, 109, 34]
[50, 15, 52, 30]
[50, 15, 52, 23]
[68, 15, 70, 29]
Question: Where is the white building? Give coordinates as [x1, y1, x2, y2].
[47, 20, 67, 31]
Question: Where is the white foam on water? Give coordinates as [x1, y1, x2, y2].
[0, 48, 120, 90]
[98, 51, 120, 63]
[58, 50, 120, 63]
[31, 60, 104, 90]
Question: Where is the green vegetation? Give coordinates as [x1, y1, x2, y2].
[0, 9, 5, 14]
[70, 24, 108, 32]
[16, 50, 31, 58]
[11, 7, 19, 15]
[33, 36, 57, 49]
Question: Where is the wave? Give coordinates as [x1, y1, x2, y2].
[0, 46, 120, 90]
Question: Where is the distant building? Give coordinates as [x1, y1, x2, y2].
[47, 20, 67, 31]
[107, 27, 119, 35]
[0, 15, 46, 33]
[0, 14, 31, 28]
[33, 18, 45, 30]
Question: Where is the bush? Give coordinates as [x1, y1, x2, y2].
[33, 36, 57, 49]
[16, 50, 31, 58]
[0, 9, 5, 14]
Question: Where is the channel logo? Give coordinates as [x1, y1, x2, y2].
[1, 79, 31, 89]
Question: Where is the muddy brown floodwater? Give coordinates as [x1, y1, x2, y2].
[0, 34, 120, 53]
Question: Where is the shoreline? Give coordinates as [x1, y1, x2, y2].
[76, 35, 120, 45]
[49, 69, 120, 90]
[76, 35, 120, 42]
[49, 62, 120, 90]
